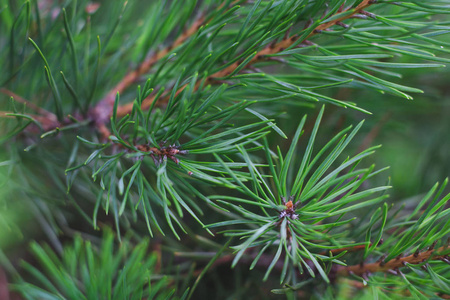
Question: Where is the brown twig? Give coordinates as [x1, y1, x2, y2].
[336, 246, 449, 277]
[3, 1, 377, 140]
[114, 0, 376, 119]
[190, 245, 449, 283]
[0, 111, 60, 131]
[185, 243, 449, 297]
[197, 241, 375, 277]
[0, 88, 65, 133]
[30, 0, 375, 139]
[0, 88, 57, 121]
[0, 267, 10, 300]
[93, 1, 245, 129]
[92, 16, 206, 125]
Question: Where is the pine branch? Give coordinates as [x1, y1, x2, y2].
[0, 88, 62, 131]
[191, 243, 372, 277]
[92, 1, 244, 126]
[336, 245, 449, 277]
[0, 111, 59, 132]
[0, 88, 55, 119]
[1, 0, 449, 298]
[91, 16, 206, 125]
[188, 244, 450, 287]
[113, 0, 377, 119]
[3, 0, 386, 140]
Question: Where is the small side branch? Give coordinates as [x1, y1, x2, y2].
[0, 111, 60, 132]
[336, 246, 449, 277]
[0, 88, 57, 122]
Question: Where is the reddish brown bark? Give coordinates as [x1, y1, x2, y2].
[336, 246, 449, 277]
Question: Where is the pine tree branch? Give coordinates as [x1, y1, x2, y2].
[0, 88, 57, 121]
[92, 1, 244, 126]
[114, 0, 376, 119]
[191, 242, 374, 278]
[92, 15, 206, 125]
[16, 1, 376, 139]
[336, 246, 449, 277]
[189, 244, 449, 286]
[0, 111, 59, 131]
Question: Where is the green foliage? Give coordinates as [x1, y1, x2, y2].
[0, 0, 449, 299]
[382, 179, 450, 261]
[12, 230, 175, 300]
[209, 106, 391, 283]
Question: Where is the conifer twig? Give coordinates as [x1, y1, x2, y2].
[92, 16, 206, 124]
[0, 88, 57, 120]
[336, 246, 449, 277]
[114, 0, 377, 119]
[0, 111, 59, 131]
[93, 1, 244, 127]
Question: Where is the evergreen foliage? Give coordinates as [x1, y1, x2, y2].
[0, 0, 449, 299]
